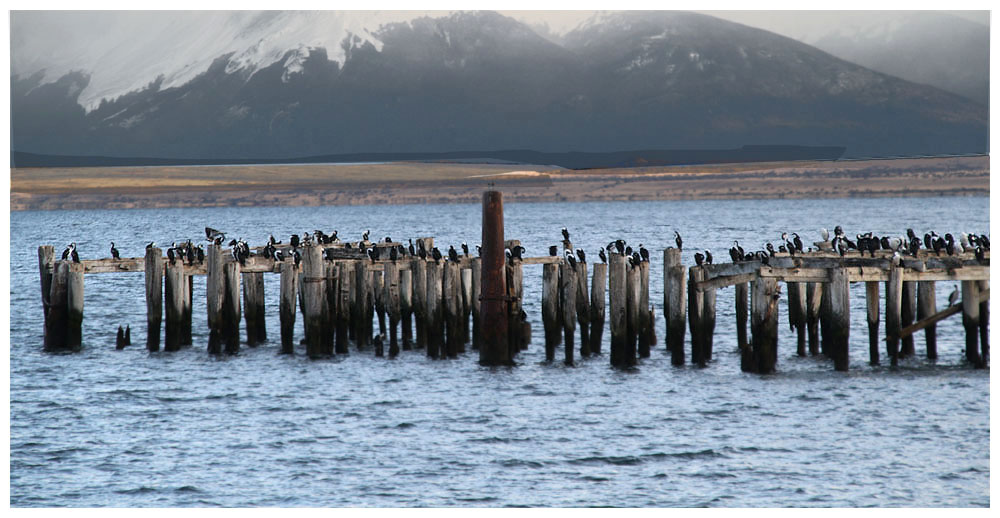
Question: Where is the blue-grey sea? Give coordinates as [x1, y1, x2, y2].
[8, 196, 990, 507]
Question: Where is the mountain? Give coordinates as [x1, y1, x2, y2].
[807, 12, 989, 106]
[9, 11, 988, 162]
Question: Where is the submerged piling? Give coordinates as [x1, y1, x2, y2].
[576, 260, 591, 357]
[242, 271, 266, 346]
[885, 264, 903, 366]
[663, 249, 686, 366]
[560, 259, 577, 365]
[589, 262, 607, 355]
[900, 281, 917, 357]
[479, 191, 509, 366]
[165, 261, 185, 351]
[806, 282, 822, 356]
[44, 260, 70, 352]
[962, 280, 984, 368]
[827, 267, 850, 371]
[917, 281, 937, 359]
[279, 261, 298, 354]
[865, 281, 880, 365]
[608, 252, 628, 368]
[746, 277, 779, 374]
[542, 262, 561, 361]
[145, 247, 163, 352]
[787, 282, 806, 357]
[400, 267, 413, 350]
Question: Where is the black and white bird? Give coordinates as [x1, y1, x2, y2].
[565, 249, 577, 269]
[205, 227, 225, 243]
[461, 242, 470, 256]
[290, 234, 300, 249]
[674, 231, 683, 250]
[638, 244, 649, 262]
[448, 245, 459, 263]
[292, 249, 301, 268]
[561, 227, 570, 241]
[70, 244, 80, 264]
[274, 249, 285, 262]
[362, 229, 371, 242]
[821, 228, 830, 242]
[694, 251, 705, 266]
[431, 247, 443, 263]
[704, 250, 713, 265]
[948, 286, 959, 306]
[110, 242, 120, 260]
[197, 245, 205, 263]
[576, 248, 586, 264]
[598, 248, 607, 264]
[792, 233, 803, 253]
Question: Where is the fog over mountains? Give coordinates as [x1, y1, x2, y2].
[10, 10, 989, 162]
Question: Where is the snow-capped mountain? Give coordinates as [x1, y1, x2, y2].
[10, 11, 988, 161]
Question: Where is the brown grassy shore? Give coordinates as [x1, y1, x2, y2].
[9, 156, 988, 211]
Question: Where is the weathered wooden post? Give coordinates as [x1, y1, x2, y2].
[702, 276, 716, 362]
[589, 262, 607, 355]
[819, 284, 832, 357]
[479, 190, 509, 366]
[608, 252, 629, 368]
[385, 260, 402, 357]
[354, 259, 372, 349]
[663, 249, 686, 365]
[66, 261, 84, 350]
[576, 259, 591, 357]
[425, 260, 443, 358]
[222, 261, 242, 355]
[145, 246, 163, 352]
[736, 282, 749, 353]
[885, 264, 903, 366]
[43, 260, 70, 351]
[279, 261, 298, 354]
[828, 267, 850, 371]
[37, 245, 54, 330]
[806, 281, 822, 356]
[443, 261, 460, 358]
[542, 262, 561, 361]
[746, 277, 779, 374]
[636, 260, 650, 358]
[916, 281, 937, 359]
[977, 280, 988, 365]
[323, 261, 337, 356]
[165, 261, 185, 351]
[787, 282, 806, 357]
[865, 281, 880, 365]
[242, 271, 266, 346]
[626, 261, 640, 361]
[688, 266, 706, 367]
[336, 261, 353, 354]
[302, 245, 327, 358]
[471, 258, 482, 350]
[461, 267, 473, 348]
[900, 281, 917, 357]
[412, 257, 428, 349]
[400, 267, 413, 350]
[505, 247, 525, 357]
[560, 259, 577, 365]
[182, 274, 193, 345]
[206, 245, 224, 354]
[374, 270, 387, 340]
[962, 280, 984, 368]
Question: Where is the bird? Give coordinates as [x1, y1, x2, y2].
[70, 245, 80, 264]
[146, 241, 155, 250]
[821, 228, 830, 242]
[974, 246, 985, 263]
[205, 227, 225, 243]
[694, 252, 705, 266]
[367, 247, 378, 263]
[674, 231, 683, 250]
[290, 234, 300, 249]
[196, 245, 205, 263]
[362, 229, 371, 242]
[766, 242, 776, 257]
[511, 246, 525, 260]
[408, 239, 416, 257]
[61, 243, 73, 261]
[110, 242, 120, 260]
[448, 245, 459, 263]
[638, 244, 649, 262]
[167, 247, 176, 265]
[476, 245, 482, 257]
[792, 233, 803, 252]
[293, 249, 302, 268]
[431, 247, 442, 263]
[269, 234, 279, 245]
[461, 242, 470, 256]
[389, 246, 399, 262]
[598, 248, 607, 264]
[274, 249, 285, 262]
[704, 250, 713, 264]
[576, 248, 586, 264]
[729, 245, 742, 262]
[565, 250, 577, 269]
[549, 245, 558, 256]
[384, 236, 392, 244]
[561, 227, 570, 241]
[615, 240, 626, 255]
[891, 251, 902, 267]
[948, 286, 959, 306]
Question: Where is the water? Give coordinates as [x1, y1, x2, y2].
[9, 197, 990, 507]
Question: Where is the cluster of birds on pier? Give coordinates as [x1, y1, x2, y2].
[545, 227, 654, 270]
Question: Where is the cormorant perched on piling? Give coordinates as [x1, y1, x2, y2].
[932, 236, 944, 256]
[625, 246, 633, 257]
[948, 287, 959, 306]
[630, 252, 642, 267]
[729, 245, 742, 263]
[110, 242, 120, 260]
[944, 234, 955, 256]
[389, 246, 399, 262]
[549, 245, 558, 256]
[274, 249, 285, 262]
[147, 242, 156, 250]
[367, 247, 378, 263]
[766, 243, 775, 257]
[694, 252, 705, 266]
[598, 248, 607, 264]
[205, 227, 225, 243]
[924, 232, 934, 250]
[792, 233, 803, 252]
[384, 236, 392, 244]
[409, 239, 416, 257]
[561, 227, 570, 241]
[638, 245, 649, 262]
[576, 249, 586, 264]
[269, 234, 279, 245]
[448, 245, 459, 263]
[290, 234, 300, 249]
[565, 250, 577, 269]
[704, 250, 713, 264]
[476, 245, 482, 257]
[167, 247, 176, 265]
[431, 247, 443, 263]
[909, 237, 921, 256]
[757, 251, 770, 266]
[975, 246, 985, 262]
[615, 240, 626, 255]
[418, 243, 428, 260]
[197, 245, 205, 263]
[62, 244, 72, 260]
[362, 229, 371, 242]
[71, 245, 80, 264]
[674, 231, 683, 250]
[511, 245, 525, 260]
[293, 249, 302, 268]
[461, 243, 470, 256]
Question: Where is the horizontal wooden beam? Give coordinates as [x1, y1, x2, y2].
[898, 288, 990, 339]
[695, 272, 757, 292]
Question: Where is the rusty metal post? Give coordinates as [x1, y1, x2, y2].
[479, 191, 509, 366]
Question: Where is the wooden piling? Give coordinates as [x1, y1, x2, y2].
[336, 261, 353, 354]
[542, 262, 561, 361]
[145, 247, 163, 352]
[443, 261, 460, 358]
[182, 274, 193, 345]
[279, 261, 298, 354]
[461, 267, 473, 349]
[746, 277, 779, 374]
[206, 245, 224, 354]
[900, 281, 917, 357]
[576, 260, 591, 357]
[66, 262, 84, 350]
[663, 249, 686, 366]
[806, 282, 822, 356]
[626, 262, 641, 363]
[384, 261, 401, 357]
[977, 280, 988, 365]
[242, 271, 266, 347]
[560, 259, 577, 365]
[608, 253, 628, 368]
[425, 260, 444, 358]
[688, 266, 706, 367]
[589, 262, 607, 355]
[865, 281, 880, 365]
[412, 258, 428, 349]
[165, 261, 185, 351]
[470, 258, 482, 350]
[324, 262, 337, 356]
[916, 281, 937, 359]
[479, 191, 510, 366]
[355, 259, 372, 349]
[736, 282, 749, 353]
[374, 270, 387, 340]
[400, 268, 413, 350]
[505, 253, 525, 357]
[703, 278, 717, 362]
[222, 261, 242, 355]
[37, 245, 54, 328]
[787, 282, 806, 357]
[302, 245, 327, 358]
[636, 261, 650, 358]
[828, 267, 850, 371]
[819, 285, 832, 357]
[962, 280, 984, 368]
[885, 264, 903, 366]
[43, 260, 69, 351]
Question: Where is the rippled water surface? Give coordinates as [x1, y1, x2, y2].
[9, 197, 990, 507]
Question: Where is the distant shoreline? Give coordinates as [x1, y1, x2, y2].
[9, 156, 989, 212]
